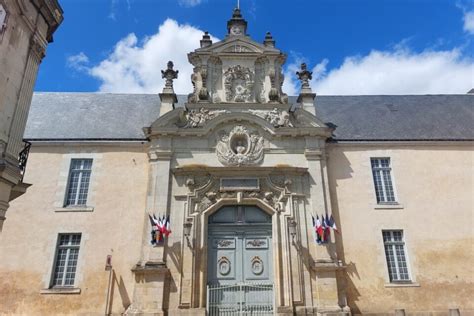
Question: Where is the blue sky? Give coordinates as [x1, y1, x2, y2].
[35, 0, 474, 95]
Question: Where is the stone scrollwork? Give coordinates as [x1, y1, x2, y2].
[224, 65, 254, 102]
[248, 108, 294, 128]
[188, 173, 293, 215]
[181, 108, 229, 128]
[247, 239, 266, 247]
[217, 239, 234, 248]
[216, 125, 264, 166]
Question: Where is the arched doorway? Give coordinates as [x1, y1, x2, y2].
[207, 205, 274, 315]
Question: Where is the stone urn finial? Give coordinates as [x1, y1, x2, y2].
[296, 62, 316, 115]
[161, 61, 178, 93]
[263, 32, 275, 47]
[296, 63, 312, 90]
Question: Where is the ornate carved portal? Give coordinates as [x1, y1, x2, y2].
[177, 171, 300, 311]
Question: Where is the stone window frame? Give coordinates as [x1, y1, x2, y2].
[370, 157, 398, 204]
[54, 152, 102, 212]
[377, 228, 419, 287]
[50, 233, 82, 287]
[365, 151, 403, 209]
[64, 158, 93, 207]
[41, 230, 89, 295]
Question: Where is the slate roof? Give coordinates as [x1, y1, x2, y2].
[24, 92, 474, 141]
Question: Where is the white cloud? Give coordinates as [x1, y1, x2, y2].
[78, 18, 473, 96]
[284, 47, 474, 95]
[463, 10, 474, 34]
[87, 19, 217, 94]
[66, 52, 89, 72]
[178, 0, 203, 8]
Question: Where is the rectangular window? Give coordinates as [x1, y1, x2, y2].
[371, 158, 396, 204]
[382, 230, 410, 282]
[51, 233, 81, 287]
[65, 159, 92, 206]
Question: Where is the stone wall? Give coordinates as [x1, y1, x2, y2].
[0, 145, 148, 315]
[327, 142, 474, 314]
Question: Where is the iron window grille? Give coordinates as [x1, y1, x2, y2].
[64, 159, 93, 206]
[371, 158, 397, 204]
[382, 230, 410, 282]
[51, 233, 82, 287]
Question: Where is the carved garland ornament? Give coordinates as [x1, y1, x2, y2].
[216, 125, 264, 166]
[224, 65, 254, 102]
[248, 108, 294, 128]
[181, 108, 229, 128]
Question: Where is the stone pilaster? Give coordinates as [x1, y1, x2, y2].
[304, 142, 344, 313]
[128, 143, 173, 315]
[5, 35, 45, 159]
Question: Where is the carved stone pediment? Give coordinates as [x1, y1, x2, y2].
[146, 107, 333, 139]
[197, 37, 270, 54]
[222, 44, 255, 53]
[216, 125, 264, 166]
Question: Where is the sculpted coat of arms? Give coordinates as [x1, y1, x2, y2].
[216, 125, 264, 166]
[224, 65, 254, 102]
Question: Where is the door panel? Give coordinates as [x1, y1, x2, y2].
[208, 236, 240, 284]
[208, 206, 272, 286]
[207, 206, 274, 314]
[243, 236, 270, 281]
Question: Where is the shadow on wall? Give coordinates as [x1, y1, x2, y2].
[325, 150, 363, 313]
[106, 270, 131, 314]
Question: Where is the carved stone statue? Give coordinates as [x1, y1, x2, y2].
[216, 125, 264, 166]
[296, 63, 312, 89]
[161, 61, 178, 93]
[188, 67, 201, 103]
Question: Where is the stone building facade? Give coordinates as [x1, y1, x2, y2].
[0, 8, 473, 316]
[0, 0, 63, 231]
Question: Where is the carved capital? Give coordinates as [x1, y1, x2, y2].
[30, 36, 46, 62]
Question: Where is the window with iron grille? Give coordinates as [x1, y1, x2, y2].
[371, 158, 396, 204]
[382, 230, 410, 282]
[64, 159, 92, 206]
[51, 233, 81, 287]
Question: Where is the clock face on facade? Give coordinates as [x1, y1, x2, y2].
[230, 25, 242, 35]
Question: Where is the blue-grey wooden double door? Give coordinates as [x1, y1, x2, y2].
[207, 205, 273, 286]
